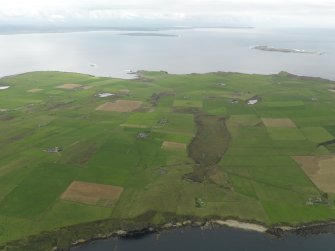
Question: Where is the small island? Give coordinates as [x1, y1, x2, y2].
[252, 45, 323, 55]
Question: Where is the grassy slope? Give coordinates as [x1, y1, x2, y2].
[0, 71, 334, 249]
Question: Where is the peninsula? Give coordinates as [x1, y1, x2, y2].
[0, 70, 334, 251]
[252, 45, 323, 55]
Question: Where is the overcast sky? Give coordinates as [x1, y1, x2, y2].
[0, 0, 335, 28]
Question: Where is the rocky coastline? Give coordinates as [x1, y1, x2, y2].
[68, 218, 335, 251]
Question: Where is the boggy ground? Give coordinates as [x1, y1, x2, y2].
[185, 114, 230, 182]
[0, 70, 334, 250]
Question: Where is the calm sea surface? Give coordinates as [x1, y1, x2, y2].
[72, 227, 335, 251]
[0, 28, 334, 80]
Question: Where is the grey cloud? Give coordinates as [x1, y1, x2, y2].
[0, 0, 334, 27]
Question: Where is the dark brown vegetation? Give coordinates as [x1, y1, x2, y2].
[184, 114, 230, 182]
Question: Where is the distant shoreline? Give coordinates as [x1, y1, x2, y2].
[0, 26, 253, 36]
[119, 33, 178, 37]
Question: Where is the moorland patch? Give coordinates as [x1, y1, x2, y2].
[185, 114, 230, 182]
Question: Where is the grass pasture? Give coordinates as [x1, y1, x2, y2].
[267, 127, 306, 141]
[301, 127, 334, 143]
[173, 100, 203, 108]
[264, 100, 304, 107]
[0, 70, 335, 250]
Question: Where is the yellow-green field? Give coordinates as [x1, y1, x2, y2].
[0, 70, 335, 250]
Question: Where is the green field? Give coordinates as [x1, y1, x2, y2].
[0, 71, 335, 250]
